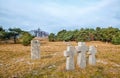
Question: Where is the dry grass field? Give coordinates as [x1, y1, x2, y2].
[0, 39, 120, 78]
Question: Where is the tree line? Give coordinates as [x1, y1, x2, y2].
[49, 27, 120, 45]
[0, 26, 33, 46]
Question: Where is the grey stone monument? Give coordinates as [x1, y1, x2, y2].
[75, 42, 88, 69]
[88, 46, 97, 65]
[31, 40, 40, 60]
[64, 46, 75, 70]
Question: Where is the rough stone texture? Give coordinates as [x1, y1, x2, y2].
[88, 46, 97, 65]
[64, 46, 75, 70]
[75, 42, 88, 69]
[31, 40, 40, 60]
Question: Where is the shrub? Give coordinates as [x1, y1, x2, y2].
[21, 32, 34, 46]
[48, 33, 56, 41]
[112, 36, 120, 45]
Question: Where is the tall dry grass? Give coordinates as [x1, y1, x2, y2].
[0, 40, 120, 78]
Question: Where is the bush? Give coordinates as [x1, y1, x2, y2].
[21, 32, 34, 46]
[48, 33, 56, 41]
[112, 36, 120, 45]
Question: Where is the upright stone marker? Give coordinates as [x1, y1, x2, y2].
[64, 46, 75, 70]
[88, 46, 97, 65]
[31, 40, 40, 60]
[75, 42, 88, 69]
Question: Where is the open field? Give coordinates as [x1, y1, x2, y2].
[0, 40, 120, 78]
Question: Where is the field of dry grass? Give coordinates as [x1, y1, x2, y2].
[0, 39, 120, 78]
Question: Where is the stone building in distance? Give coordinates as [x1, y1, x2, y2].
[31, 28, 49, 38]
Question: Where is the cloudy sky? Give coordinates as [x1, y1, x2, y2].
[0, 0, 120, 33]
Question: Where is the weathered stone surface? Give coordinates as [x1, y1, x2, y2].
[64, 46, 75, 70]
[88, 46, 97, 65]
[75, 42, 88, 69]
[31, 40, 40, 60]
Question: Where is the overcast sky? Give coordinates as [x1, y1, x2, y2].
[0, 0, 120, 33]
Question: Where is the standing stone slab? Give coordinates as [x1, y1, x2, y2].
[75, 42, 88, 69]
[64, 46, 75, 70]
[31, 40, 40, 60]
[88, 46, 97, 65]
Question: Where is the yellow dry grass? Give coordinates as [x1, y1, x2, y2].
[0, 40, 120, 78]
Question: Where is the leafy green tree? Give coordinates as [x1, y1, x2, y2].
[100, 27, 119, 42]
[0, 27, 4, 39]
[0, 26, 34, 45]
[76, 31, 86, 42]
[94, 27, 102, 41]
[56, 29, 67, 41]
[20, 32, 33, 46]
[54, 27, 120, 45]
[0, 26, 4, 31]
[63, 31, 74, 41]
[76, 28, 92, 42]
[112, 31, 120, 45]
[48, 33, 56, 41]
[8, 28, 23, 43]
[72, 29, 79, 41]
[0, 27, 9, 41]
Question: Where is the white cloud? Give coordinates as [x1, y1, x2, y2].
[0, 0, 120, 33]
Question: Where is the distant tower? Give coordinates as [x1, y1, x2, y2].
[32, 28, 49, 38]
[37, 28, 41, 37]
